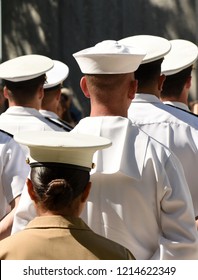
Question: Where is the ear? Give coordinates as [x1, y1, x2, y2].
[38, 85, 44, 100]
[158, 74, 166, 91]
[56, 88, 62, 101]
[128, 79, 138, 100]
[196, 219, 198, 230]
[80, 76, 90, 98]
[27, 178, 37, 202]
[3, 86, 9, 99]
[186, 76, 192, 89]
[81, 182, 91, 203]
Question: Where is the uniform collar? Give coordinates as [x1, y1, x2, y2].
[163, 101, 190, 112]
[133, 93, 161, 104]
[72, 116, 149, 180]
[39, 109, 59, 119]
[4, 106, 42, 117]
[26, 215, 90, 231]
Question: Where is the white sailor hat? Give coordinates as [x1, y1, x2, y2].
[73, 40, 146, 74]
[44, 60, 69, 89]
[119, 35, 171, 64]
[0, 54, 54, 82]
[161, 39, 198, 76]
[14, 131, 111, 171]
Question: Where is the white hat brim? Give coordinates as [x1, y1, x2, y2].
[14, 131, 111, 169]
[0, 54, 54, 82]
[161, 39, 198, 76]
[44, 60, 69, 89]
[119, 35, 171, 64]
[73, 40, 146, 74]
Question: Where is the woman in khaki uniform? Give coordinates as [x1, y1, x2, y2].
[0, 131, 135, 260]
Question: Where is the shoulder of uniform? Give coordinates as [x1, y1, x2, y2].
[0, 129, 13, 138]
[166, 104, 198, 118]
[44, 117, 73, 131]
[57, 118, 74, 129]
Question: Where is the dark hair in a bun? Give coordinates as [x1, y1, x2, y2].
[30, 164, 90, 212]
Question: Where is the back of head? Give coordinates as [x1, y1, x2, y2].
[134, 58, 163, 87]
[42, 60, 69, 112]
[85, 73, 134, 103]
[5, 75, 46, 105]
[73, 40, 146, 114]
[30, 165, 90, 212]
[161, 66, 193, 99]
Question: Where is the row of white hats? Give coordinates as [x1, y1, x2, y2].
[74, 36, 198, 75]
[0, 35, 197, 170]
[118, 35, 198, 76]
[0, 35, 197, 86]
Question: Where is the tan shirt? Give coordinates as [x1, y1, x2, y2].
[0, 215, 134, 260]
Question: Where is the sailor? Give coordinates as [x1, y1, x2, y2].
[160, 38, 198, 115]
[40, 59, 74, 131]
[71, 39, 198, 259]
[120, 34, 198, 224]
[0, 131, 134, 260]
[0, 54, 70, 157]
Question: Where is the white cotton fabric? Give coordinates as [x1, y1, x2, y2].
[163, 101, 191, 112]
[129, 93, 198, 216]
[0, 54, 53, 82]
[71, 116, 198, 260]
[119, 35, 171, 64]
[0, 106, 68, 155]
[161, 39, 198, 76]
[11, 114, 198, 259]
[73, 40, 146, 74]
[44, 60, 69, 89]
[0, 133, 29, 219]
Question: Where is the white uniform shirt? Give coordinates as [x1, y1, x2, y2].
[0, 130, 29, 219]
[71, 116, 198, 260]
[128, 94, 198, 217]
[39, 109, 59, 118]
[0, 106, 67, 133]
[39, 109, 73, 132]
[0, 106, 68, 156]
[2, 106, 69, 234]
[163, 101, 191, 112]
[11, 116, 198, 259]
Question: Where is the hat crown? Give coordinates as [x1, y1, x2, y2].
[95, 40, 126, 53]
[74, 40, 146, 56]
